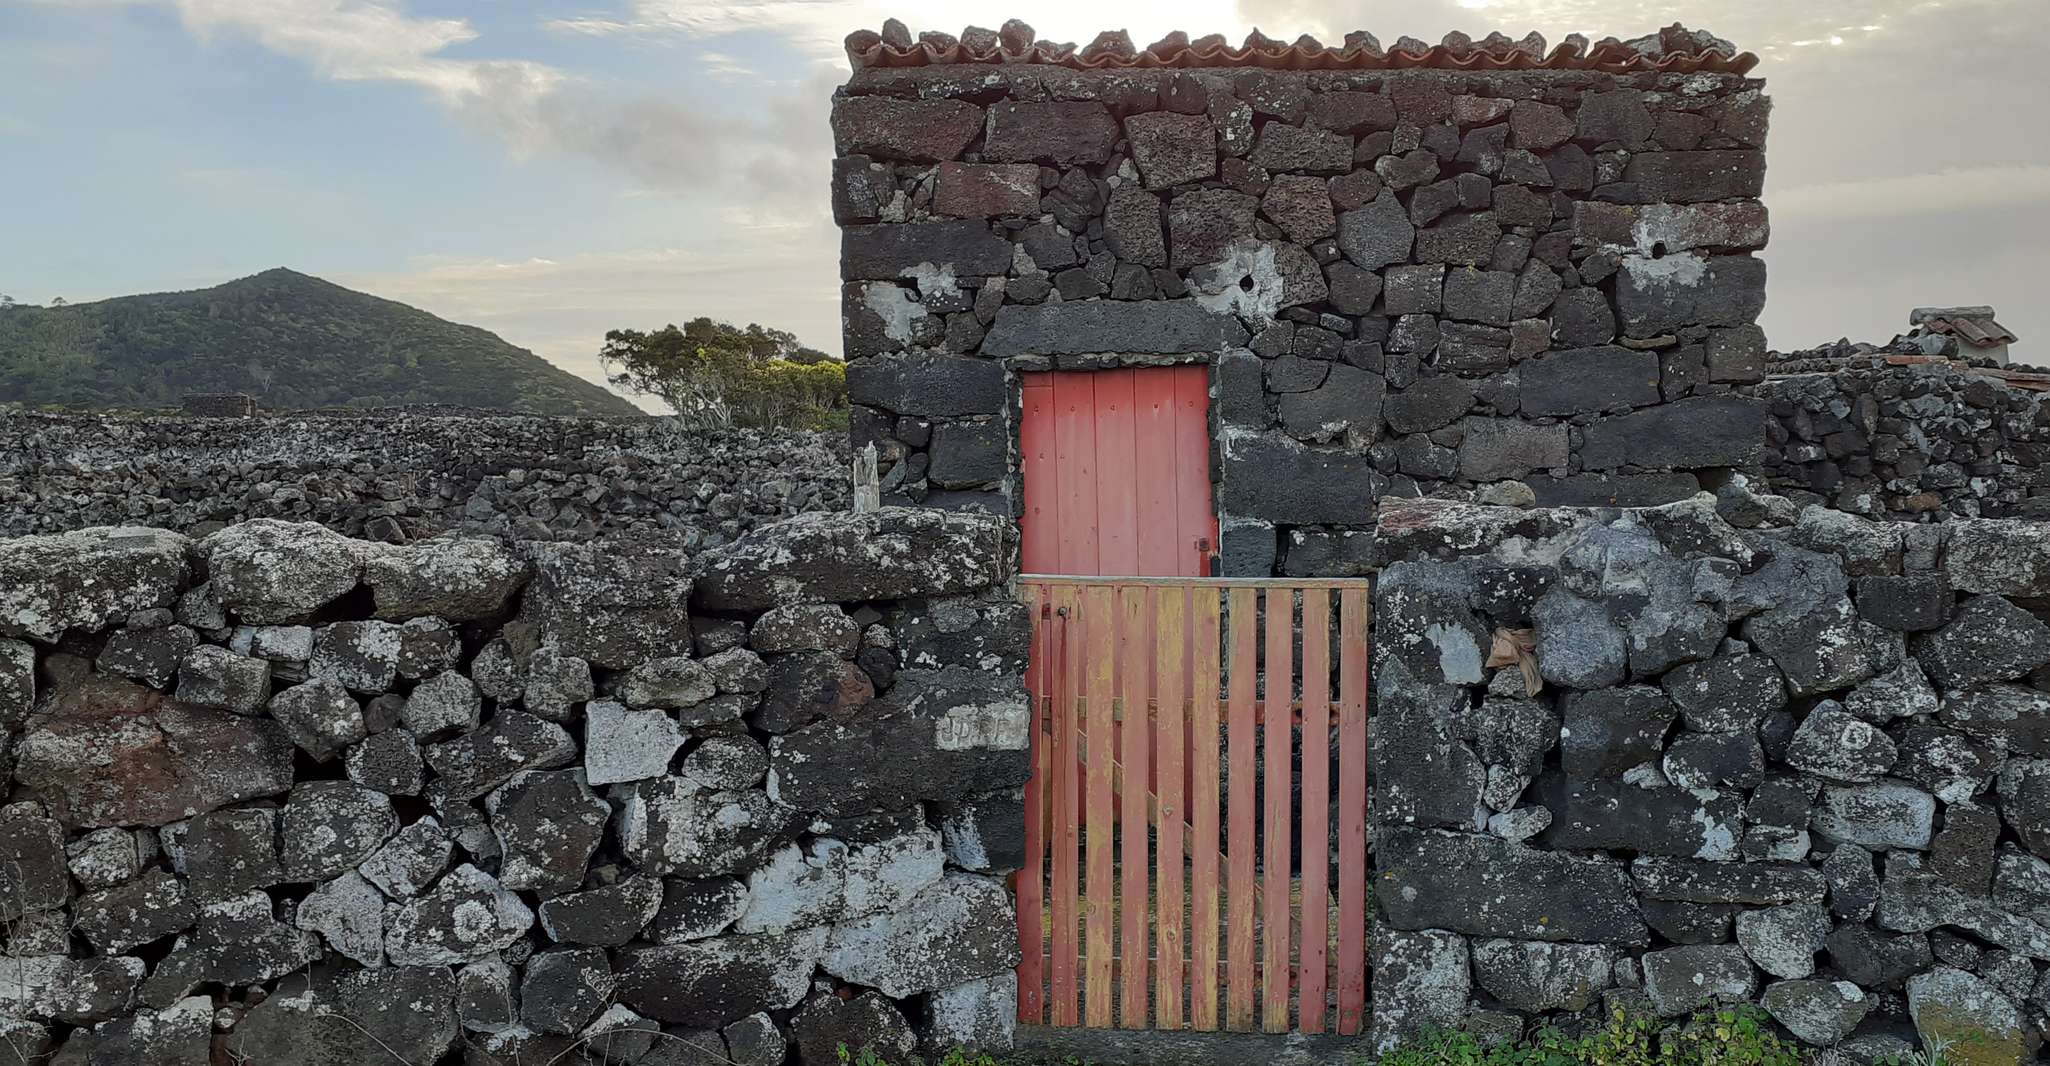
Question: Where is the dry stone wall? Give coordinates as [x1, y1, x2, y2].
[1743, 357, 2050, 523]
[1368, 487, 2050, 1062]
[832, 30, 1773, 576]
[0, 509, 1027, 1065]
[0, 410, 850, 546]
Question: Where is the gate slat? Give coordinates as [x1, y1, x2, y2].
[1335, 587, 1371, 1036]
[1297, 589, 1331, 1034]
[1049, 584, 1081, 1028]
[1189, 590, 1223, 1032]
[1017, 582, 1047, 1025]
[1153, 588, 1187, 1031]
[1224, 587, 1259, 1031]
[1117, 587, 1152, 1028]
[1083, 585, 1118, 1029]
[1261, 587, 1295, 1033]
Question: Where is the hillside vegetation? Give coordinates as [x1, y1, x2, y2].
[0, 268, 640, 415]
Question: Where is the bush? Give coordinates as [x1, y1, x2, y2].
[1374, 1007, 1803, 1066]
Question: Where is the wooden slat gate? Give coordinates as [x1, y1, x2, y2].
[1014, 576, 1372, 1036]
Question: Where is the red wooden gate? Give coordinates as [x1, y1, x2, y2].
[1014, 577, 1372, 1035]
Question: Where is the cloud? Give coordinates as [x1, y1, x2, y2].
[128, 0, 799, 193]
[1772, 165, 2050, 221]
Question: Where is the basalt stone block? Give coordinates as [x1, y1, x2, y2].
[767, 666, 1030, 815]
[18, 674, 295, 829]
[1337, 189, 1414, 271]
[694, 509, 1015, 614]
[1621, 151, 1768, 202]
[364, 538, 528, 621]
[983, 101, 1118, 165]
[1168, 188, 1259, 269]
[823, 873, 1019, 997]
[1856, 575, 1951, 632]
[830, 96, 982, 162]
[1905, 968, 2034, 1066]
[1458, 417, 1568, 482]
[1103, 185, 1167, 267]
[280, 780, 397, 882]
[0, 810, 68, 923]
[841, 222, 1011, 281]
[649, 877, 749, 944]
[1786, 702, 1899, 783]
[1641, 945, 1756, 1017]
[1280, 529, 1376, 578]
[98, 625, 199, 688]
[1616, 254, 1767, 338]
[932, 162, 1040, 219]
[847, 352, 1005, 417]
[792, 991, 918, 1066]
[1632, 857, 1828, 905]
[1415, 211, 1502, 267]
[1470, 940, 1615, 1012]
[619, 929, 827, 1027]
[1124, 111, 1217, 188]
[1383, 376, 1475, 434]
[1530, 473, 1702, 508]
[1278, 363, 1386, 444]
[1249, 123, 1352, 173]
[1915, 595, 2050, 691]
[981, 299, 1248, 357]
[1370, 929, 1470, 1055]
[487, 769, 609, 896]
[1573, 201, 1771, 255]
[144, 891, 320, 1007]
[1943, 685, 2050, 757]
[1946, 518, 2050, 597]
[1736, 904, 1830, 980]
[1558, 686, 1675, 779]
[1580, 395, 1767, 470]
[424, 709, 578, 801]
[1519, 346, 1661, 416]
[1825, 924, 1931, 990]
[1535, 773, 1742, 860]
[1219, 431, 1380, 526]
[384, 864, 534, 966]
[1261, 173, 1337, 244]
[1376, 828, 1648, 945]
[1641, 899, 1739, 944]
[619, 777, 803, 878]
[195, 520, 365, 625]
[359, 817, 453, 898]
[1814, 779, 1937, 851]
[230, 966, 459, 1066]
[1442, 268, 1513, 326]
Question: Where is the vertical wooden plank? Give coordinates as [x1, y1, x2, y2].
[1084, 585, 1117, 1028]
[1335, 587, 1371, 1036]
[1297, 588, 1332, 1034]
[1173, 365, 1218, 577]
[1049, 585, 1081, 1028]
[1224, 587, 1259, 1030]
[1153, 587, 1187, 1030]
[1261, 587, 1295, 1033]
[1131, 369, 1182, 577]
[1092, 370, 1140, 577]
[1016, 582, 1047, 1024]
[1188, 589, 1223, 1031]
[1052, 372, 1100, 576]
[1117, 587, 1152, 1028]
[1018, 377, 1059, 575]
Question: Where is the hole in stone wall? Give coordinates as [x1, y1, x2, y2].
[1651, 241, 1669, 259]
[1239, 275, 1256, 292]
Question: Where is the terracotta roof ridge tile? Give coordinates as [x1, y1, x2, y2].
[844, 22, 1757, 75]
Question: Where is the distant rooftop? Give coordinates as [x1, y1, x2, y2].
[845, 20, 1758, 74]
[1911, 306, 2018, 351]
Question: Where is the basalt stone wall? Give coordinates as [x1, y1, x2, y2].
[0, 509, 1028, 1065]
[1742, 360, 2050, 523]
[0, 410, 850, 546]
[832, 47, 1773, 576]
[1368, 492, 2050, 1063]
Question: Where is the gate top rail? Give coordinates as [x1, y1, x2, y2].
[1019, 574, 1372, 589]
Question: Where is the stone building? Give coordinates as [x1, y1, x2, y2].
[1909, 306, 2017, 365]
[834, 20, 1773, 578]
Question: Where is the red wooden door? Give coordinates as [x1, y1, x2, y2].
[1019, 366, 1217, 577]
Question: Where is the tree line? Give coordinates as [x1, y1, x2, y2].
[599, 318, 849, 431]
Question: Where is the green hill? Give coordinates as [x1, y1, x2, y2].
[0, 268, 640, 415]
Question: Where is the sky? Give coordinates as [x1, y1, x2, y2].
[3, 0, 2046, 410]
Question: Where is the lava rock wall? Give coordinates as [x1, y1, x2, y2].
[1367, 489, 2050, 1062]
[832, 38, 1773, 576]
[0, 410, 851, 546]
[1745, 361, 2050, 523]
[0, 509, 1027, 1065]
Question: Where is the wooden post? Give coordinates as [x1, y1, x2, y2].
[852, 442, 881, 513]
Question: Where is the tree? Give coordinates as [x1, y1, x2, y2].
[599, 317, 846, 430]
